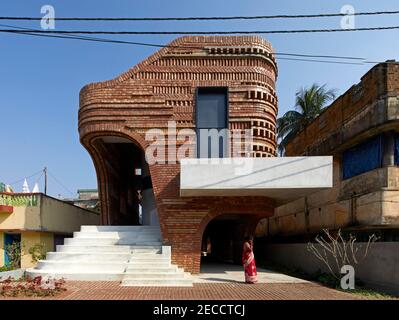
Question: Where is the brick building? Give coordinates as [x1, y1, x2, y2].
[26, 36, 330, 284]
[77, 36, 331, 274]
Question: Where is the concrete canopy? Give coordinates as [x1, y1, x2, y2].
[180, 156, 333, 204]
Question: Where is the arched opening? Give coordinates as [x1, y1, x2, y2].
[200, 214, 257, 270]
[93, 135, 159, 226]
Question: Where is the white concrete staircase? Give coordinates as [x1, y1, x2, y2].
[26, 226, 192, 286]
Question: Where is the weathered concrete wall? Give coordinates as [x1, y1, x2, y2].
[257, 160, 399, 237]
[285, 62, 399, 157]
[0, 194, 99, 234]
[267, 63, 399, 234]
[40, 196, 99, 233]
[261, 242, 399, 295]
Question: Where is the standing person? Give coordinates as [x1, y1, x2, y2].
[242, 235, 258, 284]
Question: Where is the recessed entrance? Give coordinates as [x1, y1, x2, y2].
[94, 136, 159, 226]
[198, 214, 306, 284]
[200, 214, 257, 268]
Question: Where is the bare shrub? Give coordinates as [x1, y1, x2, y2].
[306, 229, 378, 280]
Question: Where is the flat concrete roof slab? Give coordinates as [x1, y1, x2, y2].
[180, 156, 333, 204]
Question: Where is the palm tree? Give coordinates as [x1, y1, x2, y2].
[277, 84, 336, 155]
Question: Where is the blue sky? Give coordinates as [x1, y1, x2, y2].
[0, 0, 398, 198]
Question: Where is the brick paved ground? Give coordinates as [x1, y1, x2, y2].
[0, 281, 361, 300]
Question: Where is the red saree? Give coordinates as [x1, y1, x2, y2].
[242, 242, 258, 284]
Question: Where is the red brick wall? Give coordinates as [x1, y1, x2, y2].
[78, 36, 278, 273]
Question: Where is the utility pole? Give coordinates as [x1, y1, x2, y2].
[44, 166, 48, 195]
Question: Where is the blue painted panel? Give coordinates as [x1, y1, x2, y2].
[394, 134, 399, 166]
[343, 135, 383, 180]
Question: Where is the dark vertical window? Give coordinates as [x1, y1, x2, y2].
[394, 133, 399, 166]
[342, 135, 383, 180]
[196, 87, 228, 158]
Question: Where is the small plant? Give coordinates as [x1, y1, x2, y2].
[307, 229, 378, 281]
[0, 265, 13, 272]
[258, 260, 397, 299]
[28, 243, 46, 263]
[0, 276, 66, 297]
[315, 272, 341, 288]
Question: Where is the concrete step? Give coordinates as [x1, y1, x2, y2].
[125, 265, 179, 273]
[72, 233, 162, 242]
[131, 248, 162, 254]
[81, 225, 161, 232]
[73, 231, 161, 238]
[129, 254, 169, 259]
[121, 278, 193, 287]
[46, 252, 131, 262]
[26, 269, 124, 281]
[56, 245, 133, 253]
[36, 260, 127, 273]
[128, 259, 170, 265]
[120, 240, 163, 246]
[127, 261, 171, 267]
[123, 272, 186, 280]
[129, 258, 170, 263]
[56, 245, 162, 254]
[64, 238, 162, 246]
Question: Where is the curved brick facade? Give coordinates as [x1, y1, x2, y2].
[78, 36, 278, 273]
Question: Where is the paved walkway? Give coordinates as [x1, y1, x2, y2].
[77, 282, 356, 300]
[1, 281, 357, 300]
[194, 262, 308, 284]
[0, 263, 359, 300]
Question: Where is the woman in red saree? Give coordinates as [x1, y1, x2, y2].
[242, 236, 258, 284]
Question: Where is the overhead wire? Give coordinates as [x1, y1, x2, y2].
[8, 169, 44, 187]
[1, 23, 395, 65]
[1, 25, 399, 35]
[1, 10, 399, 21]
[47, 170, 75, 196]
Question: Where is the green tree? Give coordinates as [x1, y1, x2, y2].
[277, 84, 336, 155]
[28, 243, 46, 263]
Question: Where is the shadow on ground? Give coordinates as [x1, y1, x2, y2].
[193, 262, 309, 284]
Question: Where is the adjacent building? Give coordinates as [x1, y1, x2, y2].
[257, 61, 399, 294]
[64, 189, 100, 212]
[0, 192, 99, 269]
